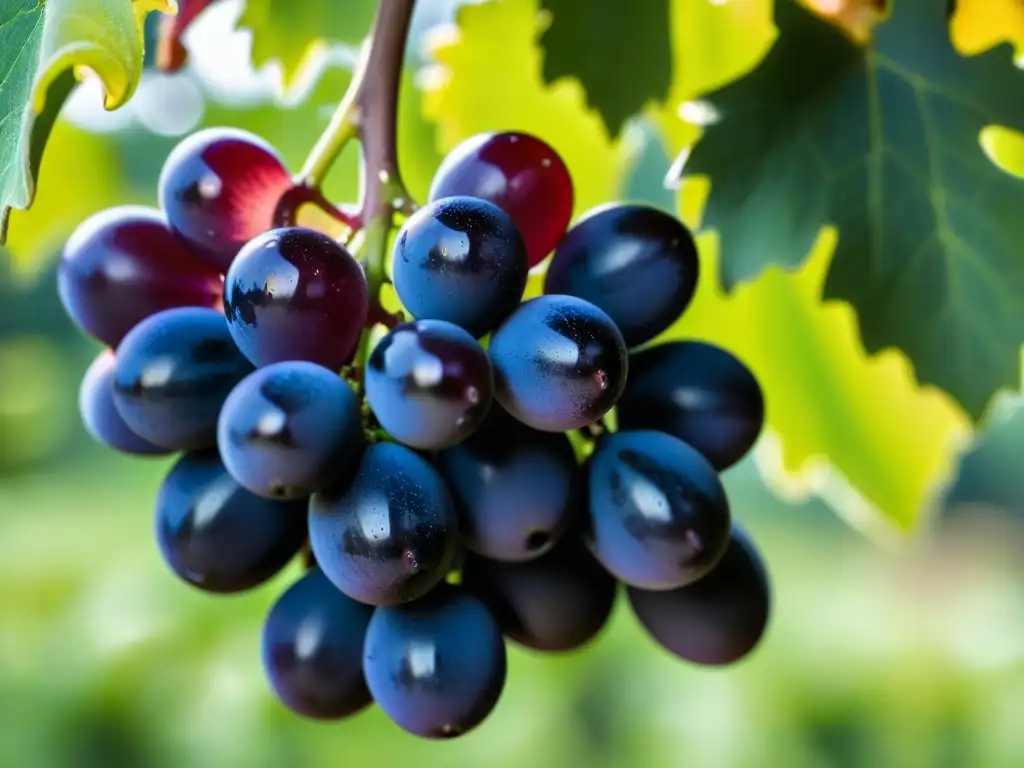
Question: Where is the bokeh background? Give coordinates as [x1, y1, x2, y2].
[3, 1, 1024, 766]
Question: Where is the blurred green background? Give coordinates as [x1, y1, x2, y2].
[4, 0, 1024, 766]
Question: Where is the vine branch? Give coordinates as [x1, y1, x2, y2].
[293, 0, 418, 335]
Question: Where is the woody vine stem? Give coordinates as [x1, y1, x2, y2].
[294, 0, 419, 340]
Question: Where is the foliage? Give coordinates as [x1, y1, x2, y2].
[0, 0, 173, 240]
[2, 0, 1024, 535]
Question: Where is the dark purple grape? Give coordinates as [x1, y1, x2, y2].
[392, 196, 528, 338]
[365, 320, 493, 450]
[217, 361, 363, 499]
[428, 132, 573, 267]
[363, 583, 506, 739]
[308, 442, 458, 606]
[155, 450, 307, 593]
[436, 408, 578, 561]
[461, 538, 616, 652]
[159, 127, 293, 271]
[544, 204, 699, 347]
[57, 206, 223, 347]
[586, 430, 730, 590]
[262, 567, 374, 719]
[489, 295, 627, 432]
[223, 227, 369, 371]
[617, 341, 764, 470]
[628, 525, 770, 665]
[79, 351, 172, 456]
[112, 307, 253, 450]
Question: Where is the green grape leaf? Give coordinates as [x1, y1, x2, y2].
[539, 0, 671, 137]
[0, 0, 173, 244]
[236, 0, 376, 91]
[675, 0, 1024, 420]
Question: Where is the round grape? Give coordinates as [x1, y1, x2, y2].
[462, 538, 616, 652]
[156, 450, 307, 593]
[217, 361, 363, 499]
[428, 132, 573, 267]
[392, 196, 528, 338]
[223, 227, 369, 371]
[628, 525, 770, 665]
[617, 341, 764, 470]
[159, 127, 293, 271]
[113, 307, 254, 450]
[586, 430, 730, 590]
[363, 584, 506, 739]
[262, 567, 374, 719]
[57, 206, 223, 347]
[489, 295, 627, 432]
[365, 320, 493, 450]
[309, 442, 458, 606]
[79, 351, 171, 456]
[436, 408, 578, 561]
[544, 204, 699, 348]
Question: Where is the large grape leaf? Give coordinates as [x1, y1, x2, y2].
[421, 0, 631, 221]
[674, 0, 1024, 420]
[0, 0, 173, 244]
[538, 0, 672, 137]
[673, 220, 972, 536]
[236, 0, 376, 93]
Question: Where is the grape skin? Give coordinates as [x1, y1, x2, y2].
[363, 584, 507, 739]
[436, 407, 579, 561]
[461, 538, 616, 652]
[628, 525, 770, 665]
[392, 196, 528, 338]
[428, 132, 573, 267]
[617, 341, 764, 470]
[159, 127, 293, 271]
[309, 442, 459, 606]
[223, 227, 369, 371]
[544, 204, 699, 348]
[57, 206, 223, 347]
[365, 320, 493, 450]
[262, 567, 374, 719]
[112, 307, 254, 450]
[79, 351, 171, 457]
[488, 295, 628, 432]
[217, 361, 363, 500]
[586, 430, 731, 590]
[155, 450, 307, 593]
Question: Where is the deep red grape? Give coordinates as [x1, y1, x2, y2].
[57, 206, 223, 347]
[159, 127, 293, 271]
[223, 227, 369, 371]
[429, 132, 573, 267]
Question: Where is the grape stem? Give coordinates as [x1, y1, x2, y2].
[295, 0, 418, 331]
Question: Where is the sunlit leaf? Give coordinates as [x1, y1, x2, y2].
[0, 0, 174, 243]
[236, 0, 376, 94]
[950, 0, 1024, 56]
[668, 217, 972, 536]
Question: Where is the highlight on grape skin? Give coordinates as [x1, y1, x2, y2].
[365, 319, 494, 450]
[308, 441, 459, 606]
[223, 227, 369, 371]
[56, 23, 773, 735]
[391, 195, 529, 338]
[217, 360, 364, 499]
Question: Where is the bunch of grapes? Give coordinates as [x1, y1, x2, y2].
[62, 127, 769, 739]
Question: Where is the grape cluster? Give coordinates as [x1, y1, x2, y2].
[62, 127, 770, 739]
